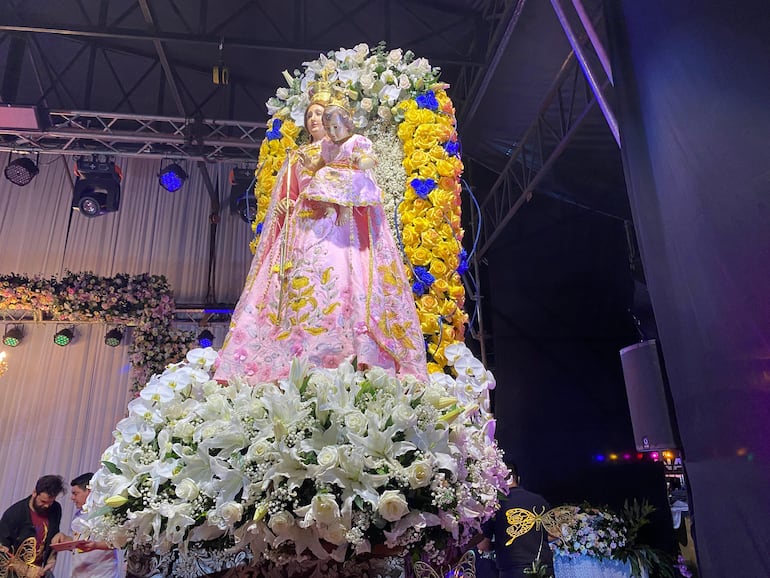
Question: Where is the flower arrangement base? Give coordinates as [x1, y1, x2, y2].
[554, 555, 648, 578]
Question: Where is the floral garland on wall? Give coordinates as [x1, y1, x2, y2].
[252, 43, 467, 375]
[0, 272, 195, 394]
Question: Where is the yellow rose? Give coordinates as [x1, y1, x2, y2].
[397, 122, 417, 142]
[419, 311, 440, 333]
[411, 216, 431, 233]
[404, 109, 424, 124]
[399, 100, 418, 112]
[419, 294, 440, 314]
[426, 207, 444, 227]
[399, 208, 416, 226]
[427, 362, 444, 374]
[429, 259, 448, 278]
[441, 325, 456, 343]
[437, 159, 457, 177]
[401, 225, 418, 247]
[433, 278, 449, 294]
[440, 299, 457, 317]
[420, 228, 441, 248]
[449, 282, 465, 301]
[417, 164, 439, 180]
[410, 247, 432, 266]
[412, 198, 431, 213]
[434, 240, 456, 261]
[409, 150, 430, 168]
[431, 347, 448, 367]
[429, 145, 447, 161]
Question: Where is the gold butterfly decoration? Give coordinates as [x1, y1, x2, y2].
[0, 536, 37, 578]
[505, 505, 577, 545]
[413, 549, 476, 578]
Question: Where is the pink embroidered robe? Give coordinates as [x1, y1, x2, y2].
[214, 135, 428, 384]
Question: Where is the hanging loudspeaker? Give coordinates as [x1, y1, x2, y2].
[620, 339, 677, 452]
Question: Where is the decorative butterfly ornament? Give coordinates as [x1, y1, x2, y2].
[505, 505, 577, 545]
[0, 536, 38, 578]
[413, 549, 476, 578]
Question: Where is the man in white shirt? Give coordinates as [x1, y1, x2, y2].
[52, 473, 122, 578]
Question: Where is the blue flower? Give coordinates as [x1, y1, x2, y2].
[410, 178, 437, 199]
[255, 222, 264, 235]
[415, 90, 439, 110]
[444, 139, 461, 157]
[412, 266, 435, 296]
[266, 119, 283, 141]
[457, 248, 469, 275]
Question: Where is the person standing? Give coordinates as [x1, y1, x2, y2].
[0, 474, 65, 577]
[478, 462, 554, 578]
[52, 473, 122, 577]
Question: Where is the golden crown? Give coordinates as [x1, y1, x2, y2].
[307, 71, 332, 105]
[326, 83, 352, 113]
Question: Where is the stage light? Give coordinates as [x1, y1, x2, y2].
[53, 328, 74, 346]
[4, 157, 39, 186]
[105, 328, 123, 347]
[197, 329, 214, 348]
[228, 168, 257, 223]
[72, 157, 122, 217]
[159, 163, 188, 192]
[3, 326, 23, 347]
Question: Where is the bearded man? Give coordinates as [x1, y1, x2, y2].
[0, 475, 65, 577]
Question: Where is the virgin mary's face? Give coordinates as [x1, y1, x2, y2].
[305, 103, 326, 142]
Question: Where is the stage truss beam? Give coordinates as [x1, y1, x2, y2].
[0, 109, 266, 162]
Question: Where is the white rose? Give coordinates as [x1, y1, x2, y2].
[360, 97, 374, 112]
[321, 522, 349, 545]
[247, 439, 271, 461]
[406, 460, 433, 489]
[377, 105, 393, 121]
[338, 446, 364, 479]
[359, 72, 376, 91]
[398, 73, 411, 90]
[345, 411, 367, 435]
[276, 87, 289, 100]
[310, 494, 340, 525]
[268, 510, 295, 536]
[387, 48, 403, 66]
[212, 501, 243, 528]
[317, 446, 339, 469]
[175, 478, 200, 501]
[377, 490, 409, 522]
[391, 403, 417, 429]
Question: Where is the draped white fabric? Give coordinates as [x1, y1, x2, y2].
[0, 153, 254, 576]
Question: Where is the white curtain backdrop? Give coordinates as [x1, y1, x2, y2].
[0, 152, 254, 576]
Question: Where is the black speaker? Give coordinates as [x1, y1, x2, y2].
[619, 339, 677, 451]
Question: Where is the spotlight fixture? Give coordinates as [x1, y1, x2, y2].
[228, 168, 257, 223]
[104, 328, 124, 347]
[197, 329, 215, 348]
[2, 326, 23, 347]
[158, 163, 188, 192]
[53, 327, 74, 347]
[4, 156, 39, 186]
[72, 157, 122, 217]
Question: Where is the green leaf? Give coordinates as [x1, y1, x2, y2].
[101, 461, 121, 474]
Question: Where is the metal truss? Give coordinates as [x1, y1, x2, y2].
[474, 51, 608, 260]
[0, 109, 266, 162]
[0, 0, 499, 122]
